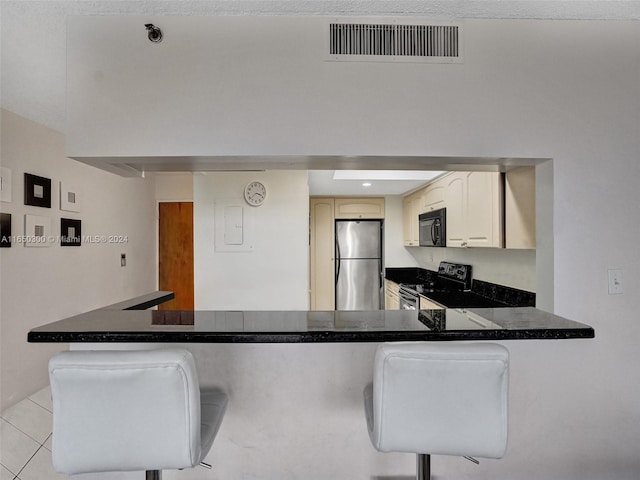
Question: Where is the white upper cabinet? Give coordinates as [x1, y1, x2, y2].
[421, 180, 446, 212]
[444, 172, 504, 248]
[334, 198, 385, 219]
[505, 167, 536, 249]
[402, 192, 421, 246]
[405, 170, 533, 250]
[444, 173, 466, 247]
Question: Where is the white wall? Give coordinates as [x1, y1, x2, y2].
[62, 17, 640, 479]
[0, 109, 157, 410]
[154, 172, 194, 202]
[194, 171, 309, 310]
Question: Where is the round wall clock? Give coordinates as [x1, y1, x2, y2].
[244, 181, 266, 206]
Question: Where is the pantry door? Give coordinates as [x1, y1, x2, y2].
[158, 202, 194, 310]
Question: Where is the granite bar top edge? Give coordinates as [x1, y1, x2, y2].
[27, 291, 595, 344]
[99, 291, 175, 311]
[27, 329, 594, 343]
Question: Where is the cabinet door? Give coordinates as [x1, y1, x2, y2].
[422, 181, 446, 212]
[402, 193, 420, 246]
[389, 294, 400, 310]
[334, 197, 385, 219]
[419, 296, 444, 310]
[444, 173, 466, 247]
[465, 172, 503, 248]
[385, 280, 400, 310]
[444, 172, 503, 248]
[310, 198, 335, 310]
[505, 166, 536, 249]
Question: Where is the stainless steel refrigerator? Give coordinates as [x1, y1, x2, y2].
[335, 220, 383, 310]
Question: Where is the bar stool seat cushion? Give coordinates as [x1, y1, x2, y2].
[49, 349, 227, 475]
[364, 342, 509, 459]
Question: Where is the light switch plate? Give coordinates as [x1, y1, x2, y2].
[608, 269, 623, 295]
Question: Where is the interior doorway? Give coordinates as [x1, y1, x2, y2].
[158, 202, 194, 310]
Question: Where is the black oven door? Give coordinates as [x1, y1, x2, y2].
[399, 287, 418, 310]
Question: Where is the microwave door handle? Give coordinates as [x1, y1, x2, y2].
[431, 222, 437, 244]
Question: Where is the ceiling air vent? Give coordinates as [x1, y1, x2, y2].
[327, 21, 463, 63]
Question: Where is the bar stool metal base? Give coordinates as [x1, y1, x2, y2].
[146, 470, 161, 480]
[417, 454, 430, 480]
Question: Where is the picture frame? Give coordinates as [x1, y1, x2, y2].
[0, 167, 12, 203]
[60, 218, 81, 246]
[0, 213, 11, 248]
[24, 214, 51, 247]
[60, 181, 81, 212]
[24, 173, 51, 208]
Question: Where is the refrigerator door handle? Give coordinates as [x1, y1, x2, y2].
[335, 236, 341, 283]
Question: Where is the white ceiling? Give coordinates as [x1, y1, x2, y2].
[2, 1, 639, 194]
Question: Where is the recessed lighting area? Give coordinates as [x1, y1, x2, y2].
[308, 170, 446, 196]
[333, 170, 445, 181]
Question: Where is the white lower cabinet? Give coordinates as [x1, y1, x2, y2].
[419, 296, 444, 310]
[385, 280, 400, 310]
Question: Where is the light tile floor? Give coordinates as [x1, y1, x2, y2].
[0, 386, 68, 480]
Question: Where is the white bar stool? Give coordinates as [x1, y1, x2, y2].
[48, 348, 227, 479]
[364, 342, 509, 480]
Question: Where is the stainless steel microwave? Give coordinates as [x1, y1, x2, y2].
[419, 208, 446, 247]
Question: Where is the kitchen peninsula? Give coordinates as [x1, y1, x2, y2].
[28, 291, 594, 343]
[27, 291, 594, 480]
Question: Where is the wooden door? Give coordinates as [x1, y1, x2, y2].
[158, 202, 194, 310]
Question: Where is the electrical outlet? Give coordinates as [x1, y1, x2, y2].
[608, 269, 623, 295]
[121, 253, 126, 267]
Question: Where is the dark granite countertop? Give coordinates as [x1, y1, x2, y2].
[385, 267, 536, 308]
[385, 267, 437, 285]
[99, 291, 175, 311]
[27, 292, 594, 343]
